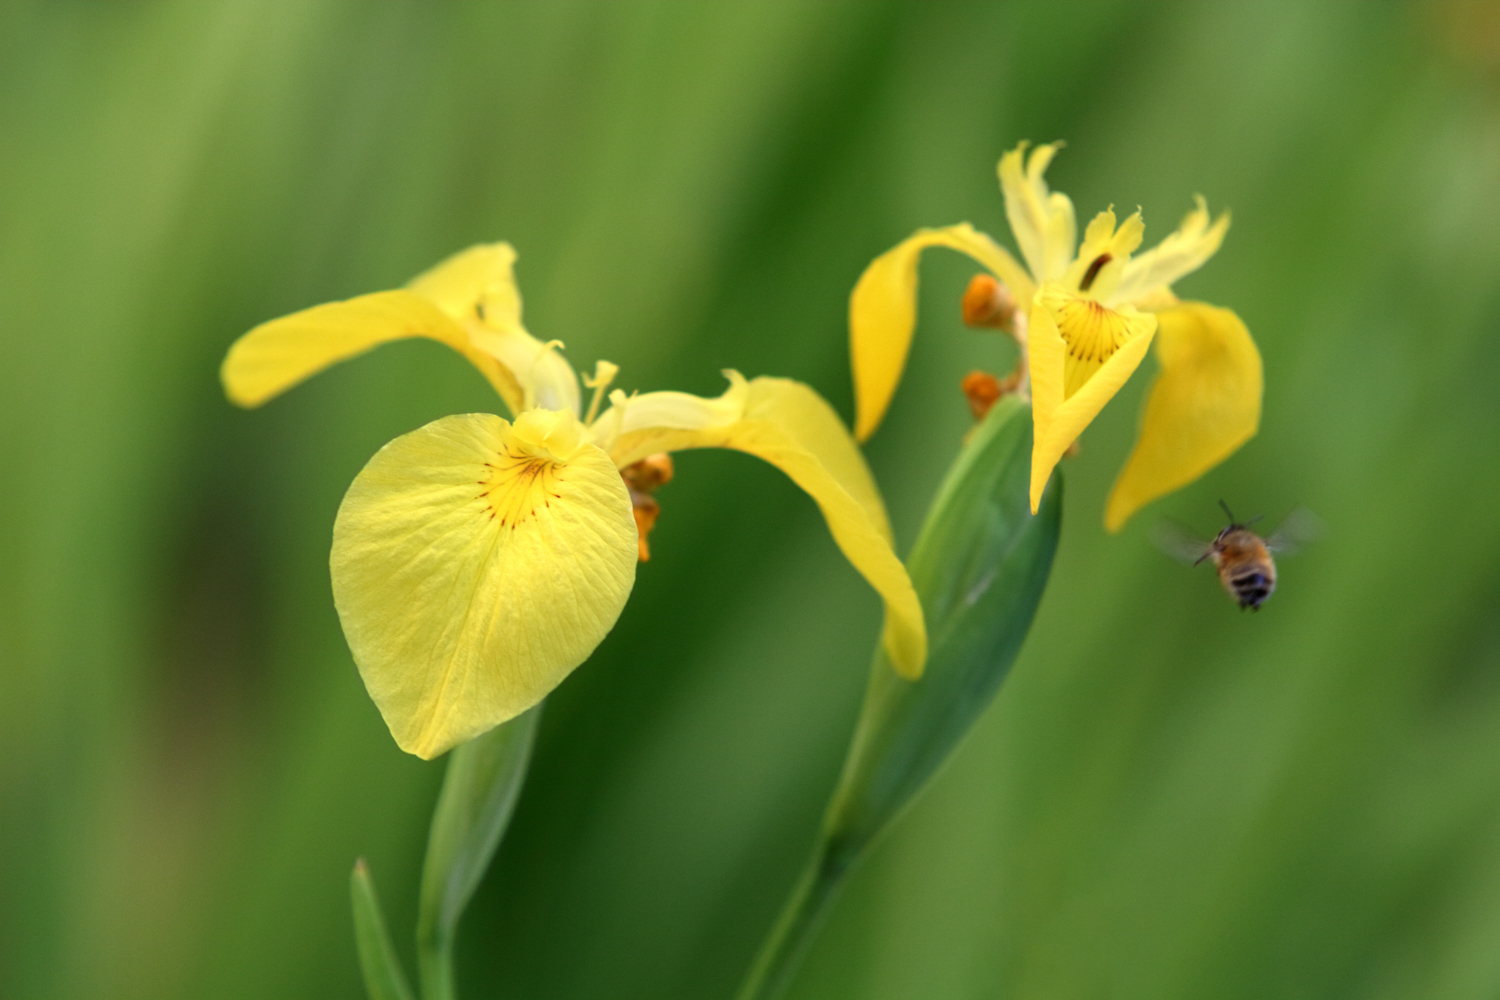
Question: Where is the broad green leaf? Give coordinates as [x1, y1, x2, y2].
[415, 707, 541, 1000]
[738, 396, 1061, 1000]
[350, 860, 416, 1000]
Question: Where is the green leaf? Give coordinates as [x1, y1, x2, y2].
[416, 706, 542, 1000]
[738, 396, 1061, 1000]
[351, 860, 417, 1000]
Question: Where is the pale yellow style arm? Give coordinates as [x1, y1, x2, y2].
[603, 373, 928, 679]
[998, 142, 1077, 284]
[849, 224, 1032, 442]
[1104, 303, 1261, 531]
[1114, 198, 1230, 306]
[331, 408, 638, 759]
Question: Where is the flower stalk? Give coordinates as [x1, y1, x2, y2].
[737, 396, 1062, 1000]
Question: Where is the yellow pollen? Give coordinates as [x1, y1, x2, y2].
[479, 446, 563, 528]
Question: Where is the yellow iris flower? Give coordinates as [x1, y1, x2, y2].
[850, 141, 1262, 530]
[222, 244, 925, 759]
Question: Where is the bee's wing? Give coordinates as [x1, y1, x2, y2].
[1266, 507, 1323, 555]
[1151, 521, 1213, 565]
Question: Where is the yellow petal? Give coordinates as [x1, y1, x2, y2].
[1114, 197, 1230, 306]
[408, 242, 581, 416]
[406, 242, 523, 327]
[221, 290, 522, 410]
[467, 329, 582, 415]
[331, 409, 637, 759]
[1028, 297, 1157, 513]
[607, 373, 927, 678]
[1104, 303, 1261, 531]
[849, 223, 1032, 442]
[998, 141, 1077, 283]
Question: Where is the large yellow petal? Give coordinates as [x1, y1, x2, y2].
[331, 409, 637, 759]
[999, 141, 1077, 283]
[1113, 198, 1230, 307]
[408, 242, 581, 416]
[1104, 303, 1261, 531]
[1028, 298, 1157, 513]
[606, 373, 927, 678]
[849, 224, 1033, 442]
[221, 290, 521, 410]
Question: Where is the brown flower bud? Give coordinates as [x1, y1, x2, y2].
[961, 369, 1021, 422]
[960, 274, 1015, 330]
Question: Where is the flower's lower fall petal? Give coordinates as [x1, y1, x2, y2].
[608, 374, 927, 678]
[332, 410, 637, 759]
[1104, 303, 1261, 532]
[850, 224, 1033, 442]
[1028, 300, 1157, 512]
[221, 290, 520, 410]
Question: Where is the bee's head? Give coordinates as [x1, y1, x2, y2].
[1217, 499, 1263, 533]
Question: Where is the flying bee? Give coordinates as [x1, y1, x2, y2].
[1154, 502, 1319, 611]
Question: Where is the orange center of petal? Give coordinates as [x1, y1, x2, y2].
[480, 446, 563, 528]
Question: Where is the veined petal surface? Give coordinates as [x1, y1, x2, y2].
[607, 374, 927, 678]
[1104, 303, 1261, 531]
[332, 409, 637, 759]
[1029, 298, 1156, 512]
[850, 223, 1032, 441]
[221, 290, 520, 409]
[999, 142, 1076, 283]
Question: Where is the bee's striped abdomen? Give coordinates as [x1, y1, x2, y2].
[1228, 570, 1275, 611]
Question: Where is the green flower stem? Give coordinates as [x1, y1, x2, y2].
[737, 398, 1062, 1000]
[734, 847, 850, 1000]
[415, 706, 542, 1000]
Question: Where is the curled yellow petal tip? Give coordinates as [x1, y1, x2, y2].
[1104, 302, 1261, 532]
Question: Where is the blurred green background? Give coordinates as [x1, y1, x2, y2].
[4, 1, 1500, 998]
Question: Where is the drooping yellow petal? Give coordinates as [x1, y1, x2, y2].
[1104, 303, 1261, 531]
[408, 242, 581, 416]
[605, 373, 927, 678]
[1028, 296, 1157, 513]
[331, 408, 637, 759]
[998, 141, 1077, 283]
[850, 223, 1033, 442]
[221, 290, 521, 410]
[1113, 197, 1230, 307]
